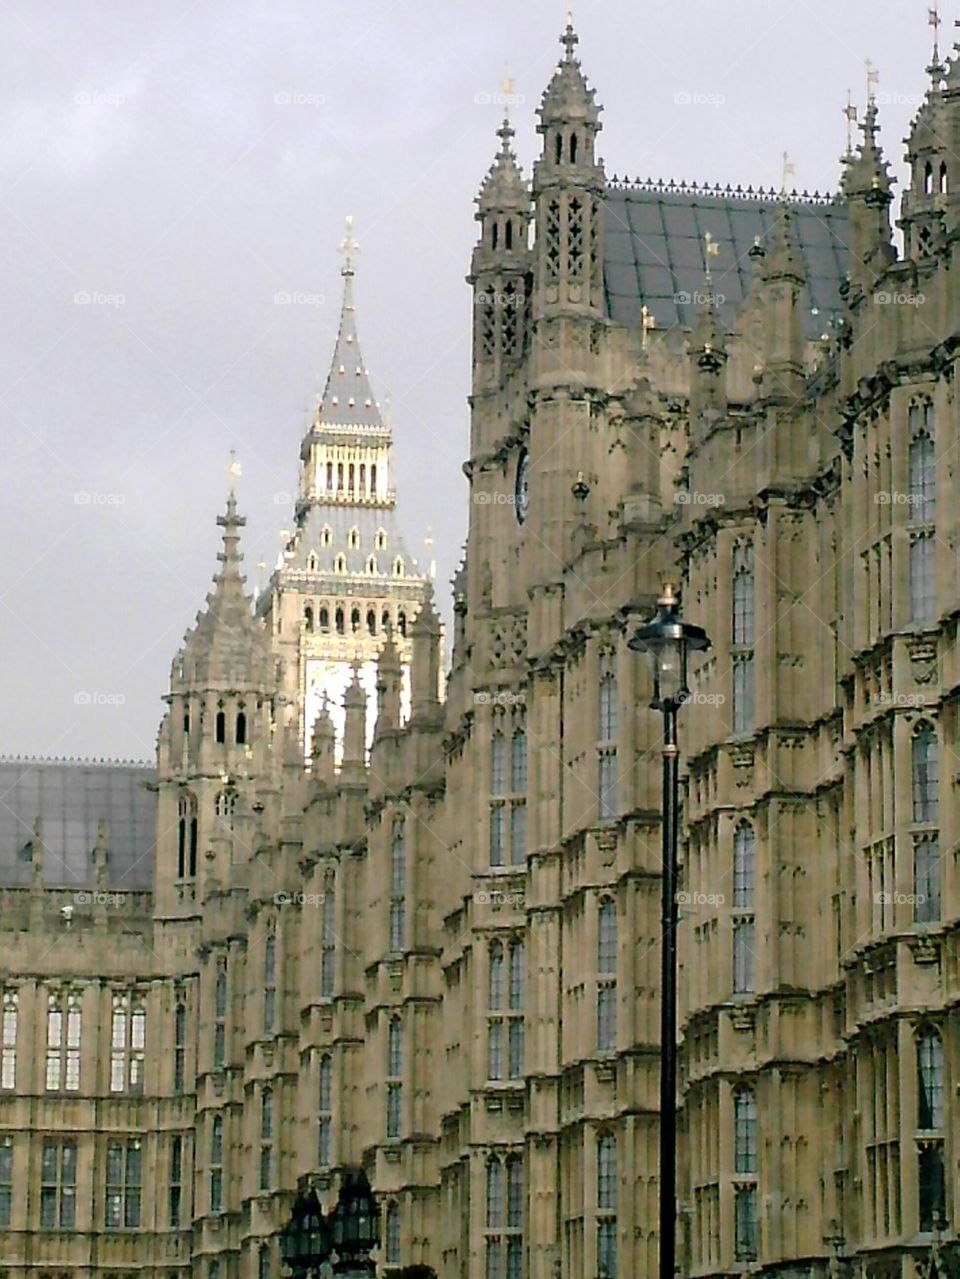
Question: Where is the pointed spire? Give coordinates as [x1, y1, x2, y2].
[310, 697, 336, 787]
[842, 98, 893, 203]
[538, 13, 601, 132]
[179, 488, 272, 686]
[561, 7, 579, 61]
[312, 216, 384, 434]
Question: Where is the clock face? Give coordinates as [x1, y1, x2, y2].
[515, 449, 530, 526]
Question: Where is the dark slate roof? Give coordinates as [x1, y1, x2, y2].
[0, 757, 155, 889]
[603, 181, 850, 337]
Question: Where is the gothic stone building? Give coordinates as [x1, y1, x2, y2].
[2, 18, 960, 1279]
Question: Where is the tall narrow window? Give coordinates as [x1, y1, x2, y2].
[235, 711, 247, 745]
[390, 820, 406, 952]
[259, 1088, 272, 1192]
[321, 880, 336, 996]
[209, 1116, 223, 1214]
[174, 1001, 186, 1093]
[386, 1020, 402, 1140]
[40, 1140, 76, 1229]
[915, 836, 941, 924]
[510, 728, 527, 864]
[508, 941, 525, 1078]
[213, 958, 227, 1069]
[485, 1157, 523, 1279]
[734, 1089, 758, 1261]
[105, 1140, 141, 1229]
[597, 899, 617, 1052]
[732, 542, 755, 734]
[259, 1244, 271, 1279]
[318, 1055, 332, 1167]
[0, 1137, 11, 1228]
[918, 1031, 944, 1131]
[46, 991, 81, 1092]
[732, 825, 756, 995]
[597, 1133, 617, 1278]
[263, 929, 276, 1033]
[506, 1158, 523, 1279]
[1, 991, 17, 1089]
[110, 994, 145, 1094]
[386, 1201, 401, 1266]
[598, 652, 618, 819]
[487, 942, 505, 1080]
[177, 792, 198, 879]
[909, 402, 936, 625]
[912, 725, 939, 823]
[169, 1136, 182, 1228]
[215, 710, 226, 744]
[490, 731, 506, 867]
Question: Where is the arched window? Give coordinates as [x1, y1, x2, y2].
[554, 132, 563, 165]
[940, 161, 949, 195]
[326, 462, 333, 491]
[359, 463, 366, 493]
[307, 552, 319, 572]
[321, 526, 332, 547]
[215, 710, 225, 744]
[318, 1054, 332, 1166]
[487, 1159, 504, 1228]
[367, 609, 376, 635]
[505, 219, 513, 251]
[213, 959, 227, 1067]
[734, 1089, 757, 1173]
[370, 463, 378, 493]
[335, 554, 346, 574]
[570, 132, 579, 164]
[912, 724, 939, 823]
[492, 221, 499, 251]
[597, 1132, 617, 1278]
[385, 1201, 401, 1264]
[304, 606, 314, 632]
[337, 463, 344, 491]
[925, 161, 934, 195]
[491, 733, 506, 796]
[367, 556, 377, 574]
[351, 608, 360, 633]
[386, 1016, 402, 1139]
[918, 1030, 944, 1129]
[349, 526, 360, 549]
[397, 610, 407, 637]
[263, 931, 276, 1033]
[178, 793, 198, 879]
[915, 834, 941, 923]
[319, 606, 330, 631]
[376, 529, 387, 550]
[348, 463, 355, 491]
[733, 824, 755, 907]
[335, 607, 345, 635]
[489, 942, 504, 1011]
[908, 421, 935, 526]
[598, 652, 618, 819]
[209, 1115, 223, 1213]
[382, 609, 390, 632]
[215, 789, 236, 825]
[394, 557, 405, 577]
[597, 899, 617, 1052]
[389, 820, 406, 952]
[235, 711, 246, 745]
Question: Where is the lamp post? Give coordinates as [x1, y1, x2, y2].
[629, 582, 711, 1279]
[329, 1169, 380, 1278]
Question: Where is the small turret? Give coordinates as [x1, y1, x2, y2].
[410, 585, 442, 723]
[758, 207, 807, 401]
[689, 244, 728, 429]
[531, 16, 606, 317]
[310, 698, 336, 788]
[842, 101, 896, 291]
[374, 626, 403, 741]
[341, 665, 368, 784]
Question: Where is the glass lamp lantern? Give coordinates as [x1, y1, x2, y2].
[330, 1169, 380, 1262]
[280, 1188, 333, 1276]
[629, 582, 710, 710]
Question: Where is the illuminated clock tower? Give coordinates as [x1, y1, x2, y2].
[258, 219, 430, 757]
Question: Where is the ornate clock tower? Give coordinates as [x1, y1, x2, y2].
[258, 220, 430, 758]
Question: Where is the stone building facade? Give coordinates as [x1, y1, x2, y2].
[2, 18, 960, 1279]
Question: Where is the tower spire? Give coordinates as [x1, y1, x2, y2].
[929, 3, 945, 79]
[561, 6, 578, 60]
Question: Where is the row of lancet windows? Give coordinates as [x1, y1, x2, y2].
[321, 460, 378, 496]
[304, 604, 407, 637]
[180, 708, 246, 746]
[306, 553, 405, 578]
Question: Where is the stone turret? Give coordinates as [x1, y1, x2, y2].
[758, 207, 807, 401]
[842, 101, 896, 293]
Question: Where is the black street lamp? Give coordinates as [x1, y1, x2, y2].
[630, 582, 711, 1279]
[329, 1169, 380, 1276]
[280, 1187, 333, 1279]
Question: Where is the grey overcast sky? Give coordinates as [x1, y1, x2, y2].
[0, 0, 937, 762]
